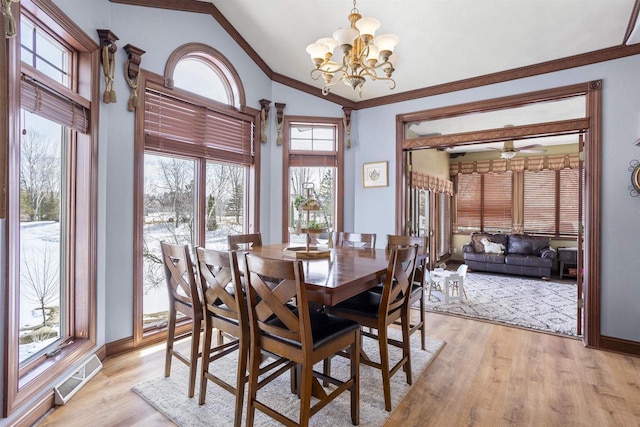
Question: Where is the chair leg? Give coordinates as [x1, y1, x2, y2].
[246, 340, 262, 427]
[164, 307, 177, 378]
[378, 327, 392, 412]
[350, 332, 360, 425]
[234, 335, 249, 427]
[198, 317, 213, 405]
[299, 362, 314, 427]
[402, 312, 413, 386]
[188, 318, 201, 398]
[323, 356, 332, 387]
[419, 290, 426, 350]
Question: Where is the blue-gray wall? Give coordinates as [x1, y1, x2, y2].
[354, 56, 640, 341]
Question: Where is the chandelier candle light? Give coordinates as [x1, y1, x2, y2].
[306, 0, 399, 96]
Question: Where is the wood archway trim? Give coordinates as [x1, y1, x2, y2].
[164, 42, 247, 109]
[395, 80, 602, 349]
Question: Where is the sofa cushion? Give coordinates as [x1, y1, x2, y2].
[464, 252, 505, 264]
[504, 253, 553, 268]
[470, 232, 509, 253]
[507, 234, 550, 255]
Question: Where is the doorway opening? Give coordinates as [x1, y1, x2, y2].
[395, 81, 602, 346]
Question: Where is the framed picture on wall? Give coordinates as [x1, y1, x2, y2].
[363, 161, 388, 188]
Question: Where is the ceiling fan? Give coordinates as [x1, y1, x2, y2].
[489, 140, 547, 159]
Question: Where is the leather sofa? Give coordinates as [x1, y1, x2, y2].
[462, 232, 557, 278]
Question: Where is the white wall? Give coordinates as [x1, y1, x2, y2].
[355, 55, 640, 342]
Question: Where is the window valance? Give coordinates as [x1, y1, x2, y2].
[450, 154, 580, 176]
[411, 171, 454, 195]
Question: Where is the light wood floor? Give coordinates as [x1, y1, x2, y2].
[37, 311, 640, 426]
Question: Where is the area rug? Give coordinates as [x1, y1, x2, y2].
[132, 331, 445, 426]
[423, 271, 578, 336]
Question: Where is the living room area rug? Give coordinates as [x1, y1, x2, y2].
[132, 331, 445, 426]
[424, 271, 578, 336]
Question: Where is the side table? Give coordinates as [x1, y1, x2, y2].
[557, 247, 578, 279]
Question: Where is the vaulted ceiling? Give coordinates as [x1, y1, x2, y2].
[113, 0, 640, 107]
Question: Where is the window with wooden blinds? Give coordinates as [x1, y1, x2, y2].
[144, 89, 254, 165]
[524, 168, 580, 236]
[559, 168, 580, 235]
[484, 172, 513, 231]
[456, 173, 481, 231]
[524, 170, 556, 233]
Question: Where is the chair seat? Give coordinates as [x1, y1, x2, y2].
[265, 307, 360, 350]
[331, 290, 404, 320]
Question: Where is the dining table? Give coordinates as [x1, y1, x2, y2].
[244, 243, 391, 306]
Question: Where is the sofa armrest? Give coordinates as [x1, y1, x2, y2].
[462, 243, 476, 253]
[540, 247, 557, 260]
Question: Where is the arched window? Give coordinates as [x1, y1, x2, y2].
[164, 43, 245, 109]
[135, 44, 258, 344]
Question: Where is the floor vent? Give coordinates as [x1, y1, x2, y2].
[54, 354, 103, 405]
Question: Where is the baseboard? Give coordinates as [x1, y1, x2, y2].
[4, 345, 108, 426]
[105, 331, 171, 358]
[4, 389, 54, 427]
[105, 336, 135, 357]
[599, 335, 640, 357]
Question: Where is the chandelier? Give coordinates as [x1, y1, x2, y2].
[305, 0, 399, 96]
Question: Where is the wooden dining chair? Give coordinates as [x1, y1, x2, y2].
[243, 253, 361, 427]
[195, 247, 248, 427]
[327, 244, 418, 412]
[227, 232, 262, 250]
[386, 234, 428, 350]
[160, 241, 203, 398]
[339, 232, 376, 249]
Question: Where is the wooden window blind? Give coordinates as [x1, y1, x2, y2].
[524, 168, 580, 236]
[288, 153, 337, 167]
[438, 192, 451, 256]
[20, 77, 89, 133]
[144, 89, 254, 165]
[483, 172, 513, 231]
[559, 168, 580, 235]
[456, 173, 481, 230]
[524, 170, 556, 234]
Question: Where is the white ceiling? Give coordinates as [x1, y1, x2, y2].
[203, 0, 638, 102]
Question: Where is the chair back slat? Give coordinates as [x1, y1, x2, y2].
[339, 232, 376, 249]
[161, 242, 201, 313]
[386, 234, 428, 254]
[244, 253, 310, 350]
[228, 233, 262, 251]
[379, 245, 418, 316]
[196, 247, 244, 322]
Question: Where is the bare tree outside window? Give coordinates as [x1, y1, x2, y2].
[18, 112, 64, 363]
[21, 246, 60, 329]
[20, 130, 60, 221]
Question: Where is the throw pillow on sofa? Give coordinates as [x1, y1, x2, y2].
[470, 232, 509, 253]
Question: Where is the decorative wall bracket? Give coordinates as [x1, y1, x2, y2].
[259, 99, 271, 144]
[2, 0, 19, 38]
[97, 29, 119, 104]
[123, 44, 145, 111]
[275, 102, 286, 146]
[629, 159, 640, 197]
[343, 106, 353, 149]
